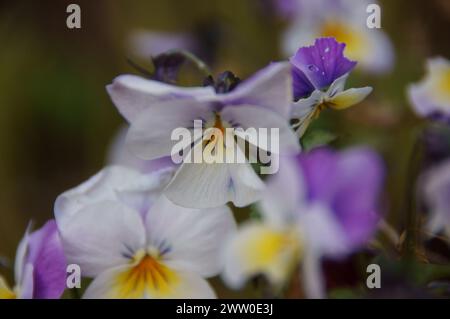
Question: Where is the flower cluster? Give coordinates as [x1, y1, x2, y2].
[2, 28, 450, 299]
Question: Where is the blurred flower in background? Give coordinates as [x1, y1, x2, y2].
[408, 57, 450, 123]
[223, 147, 384, 298]
[421, 158, 450, 239]
[278, 0, 395, 74]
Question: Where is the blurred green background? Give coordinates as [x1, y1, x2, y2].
[0, 0, 449, 296]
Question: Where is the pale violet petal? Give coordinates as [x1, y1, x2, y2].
[221, 105, 300, 154]
[298, 202, 349, 258]
[326, 74, 349, 97]
[222, 62, 293, 119]
[301, 250, 325, 299]
[126, 99, 213, 160]
[259, 156, 307, 228]
[107, 74, 215, 123]
[55, 166, 161, 229]
[59, 201, 146, 277]
[146, 196, 236, 277]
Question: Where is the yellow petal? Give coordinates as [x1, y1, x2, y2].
[224, 222, 302, 288]
[327, 87, 372, 110]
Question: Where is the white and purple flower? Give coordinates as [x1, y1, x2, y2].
[290, 38, 373, 136]
[0, 221, 67, 299]
[55, 166, 236, 299]
[107, 62, 300, 209]
[223, 147, 384, 298]
[280, 0, 394, 74]
[408, 57, 450, 123]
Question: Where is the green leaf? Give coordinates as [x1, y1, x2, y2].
[301, 129, 337, 151]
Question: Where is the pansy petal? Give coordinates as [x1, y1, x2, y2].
[83, 265, 215, 299]
[0, 276, 15, 299]
[55, 166, 143, 229]
[145, 196, 236, 277]
[107, 125, 176, 174]
[18, 264, 34, 299]
[27, 220, 67, 299]
[222, 222, 301, 289]
[14, 224, 31, 287]
[223, 62, 293, 118]
[127, 99, 213, 160]
[221, 105, 300, 154]
[327, 87, 372, 110]
[422, 159, 450, 237]
[260, 156, 307, 227]
[107, 74, 215, 123]
[290, 37, 356, 91]
[59, 201, 146, 277]
[300, 250, 324, 299]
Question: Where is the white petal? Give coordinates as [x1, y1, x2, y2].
[327, 87, 372, 110]
[145, 196, 236, 277]
[221, 105, 300, 154]
[83, 265, 216, 299]
[260, 156, 307, 228]
[165, 161, 231, 209]
[301, 250, 325, 299]
[291, 90, 323, 118]
[17, 264, 34, 299]
[222, 62, 293, 118]
[14, 223, 32, 286]
[59, 201, 146, 277]
[55, 166, 140, 229]
[126, 99, 213, 160]
[222, 221, 301, 289]
[107, 75, 215, 123]
[298, 203, 349, 258]
[326, 74, 349, 97]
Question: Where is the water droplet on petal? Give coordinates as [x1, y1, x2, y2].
[324, 47, 330, 53]
[307, 64, 319, 72]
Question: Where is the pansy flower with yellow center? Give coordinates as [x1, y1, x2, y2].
[408, 57, 450, 123]
[290, 37, 372, 136]
[0, 221, 67, 299]
[55, 166, 236, 299]
[223, 147, 384, 298]
[107, 62, 299, 209]
[279, 0, 394, 74]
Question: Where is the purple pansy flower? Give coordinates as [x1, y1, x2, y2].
[0, 220, 67, 299]
[223, 147, 384, 298]
[291, 37, 356, 99]
[290, 38, 372, 136]
[107, 62, 299, 209]
[281, 0, 394, 74]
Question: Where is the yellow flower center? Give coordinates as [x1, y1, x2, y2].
[113, 250, 178, 299]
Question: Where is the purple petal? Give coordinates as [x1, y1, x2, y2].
[27, 220, 67, 299]
[292, 66, 316, 100]
[290, 38, 356, 94]
[297, 147, 384, 249]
